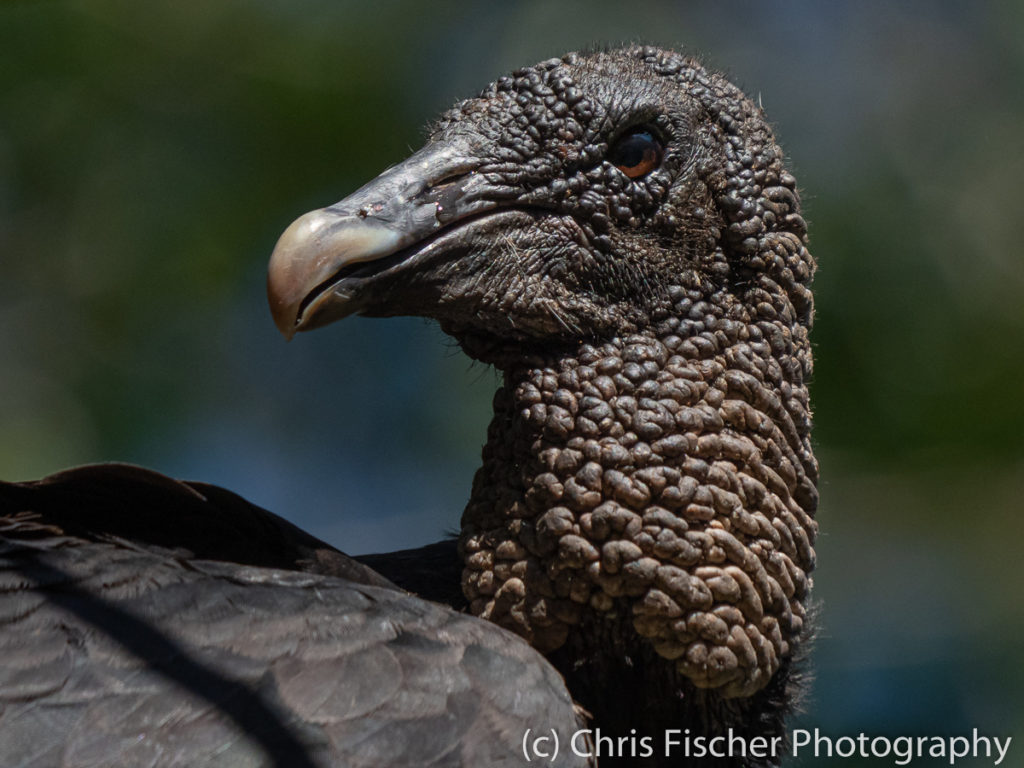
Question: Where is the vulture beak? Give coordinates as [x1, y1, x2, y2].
[267, 141, 489, 339]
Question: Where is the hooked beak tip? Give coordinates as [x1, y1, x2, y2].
[266, 205, 408, 338]
[266, 209, 334, 339]
[268, 293, 297, 340]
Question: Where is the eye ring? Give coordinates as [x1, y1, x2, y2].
[608, 128, 664, 179]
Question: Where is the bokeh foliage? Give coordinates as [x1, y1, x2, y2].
[2, 0, 1022, 759]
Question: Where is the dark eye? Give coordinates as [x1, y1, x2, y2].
[608, 129, 663, 179]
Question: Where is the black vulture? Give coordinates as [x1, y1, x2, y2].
[0, 46, 817, 767]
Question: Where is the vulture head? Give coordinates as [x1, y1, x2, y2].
[269, 44, 817, 738]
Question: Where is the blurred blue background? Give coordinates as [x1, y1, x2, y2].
[2, 0, 1022, 761]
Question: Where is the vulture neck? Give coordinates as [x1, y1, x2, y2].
[456, 287, 816, 764]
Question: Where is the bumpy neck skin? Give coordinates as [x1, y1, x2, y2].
[458, 274, 818, 711]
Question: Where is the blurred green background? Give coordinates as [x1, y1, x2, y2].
[2, 0, 1022, 761]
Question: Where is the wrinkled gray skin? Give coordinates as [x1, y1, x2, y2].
[1, 46, 817, 767]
